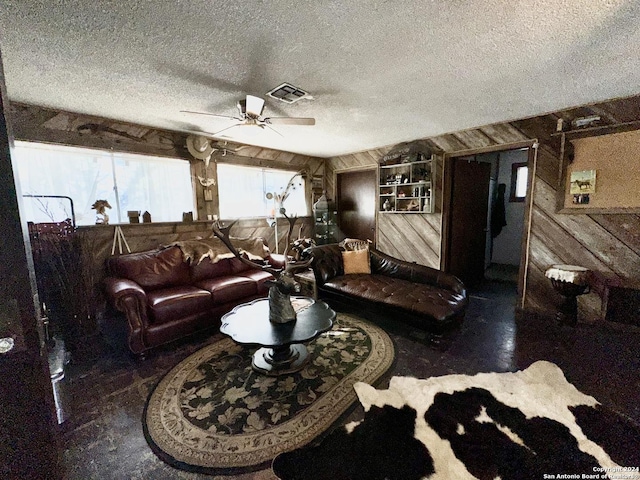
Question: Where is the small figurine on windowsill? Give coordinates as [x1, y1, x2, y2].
[92, 199, 112, 225]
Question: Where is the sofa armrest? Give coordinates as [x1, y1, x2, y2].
[306, 244, 344, 285]
[103, 276, 150, 354]
[104, 276, 146, 302]
[411, 262, 468, 299]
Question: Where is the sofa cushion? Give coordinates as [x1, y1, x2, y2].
[228, 257, 253, 274]
[146, 286, 212, 324]
[108, 246, 191, 290]
[195, 276, 258, 304]
[342, 249, 371, 275]
[323, 274, 466, 323]
[190, 257, 233, 282]
[237, 270, 274, 295]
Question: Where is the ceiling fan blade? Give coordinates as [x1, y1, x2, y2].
[208, 123, 242, 138]
[264, 117, 316, 126]
[263, 124, 284, 137]
[181, 110, 239, 121]
[245, 95, 266, 117]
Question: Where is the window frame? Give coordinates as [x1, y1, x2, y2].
[216, 163, 308, 219]
[509, 161, 528, 202]
[14, 141, 195, 225]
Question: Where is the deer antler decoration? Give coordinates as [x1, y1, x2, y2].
[212, 218, 313, 324]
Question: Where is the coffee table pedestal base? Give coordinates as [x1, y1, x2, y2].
[252, 344, 309, 376]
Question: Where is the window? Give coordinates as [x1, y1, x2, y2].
[217, 164, 307, 218]
[14, 142, 194, 225]
[510, 162, 528, 202]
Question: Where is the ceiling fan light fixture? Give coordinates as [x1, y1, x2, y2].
[245, 95, 265, 117]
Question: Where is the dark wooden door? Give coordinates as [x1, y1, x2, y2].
[447, 158, 491, 287]
[0, 57, 62, 477]
[337, 169, 376, 244]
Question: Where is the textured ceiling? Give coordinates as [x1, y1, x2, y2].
[1, 1, 639, 158]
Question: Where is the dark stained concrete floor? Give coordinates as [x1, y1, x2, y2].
[57, 281, 640, 479]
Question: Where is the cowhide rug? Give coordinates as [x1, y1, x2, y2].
[272, 361, 640, 480]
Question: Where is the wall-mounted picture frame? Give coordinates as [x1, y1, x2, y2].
[569, 169, 596, 195]
[204, 189, 213, 202]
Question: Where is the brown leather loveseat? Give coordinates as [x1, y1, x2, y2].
[104, 239, 284, 355]
[306, 244, 468, 333]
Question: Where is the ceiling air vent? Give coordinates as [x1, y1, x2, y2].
[266, 83, 312, 104]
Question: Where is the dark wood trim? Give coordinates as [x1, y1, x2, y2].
[440, 140, 537, 273]
[0, 55, 63, 479]
[440, 154, 454, 271]
[549, 119, 640, 139]
[519, 144, 538, 306]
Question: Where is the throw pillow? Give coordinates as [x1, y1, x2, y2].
[339, 238, 371, 251]
[342, 249, 371, 274]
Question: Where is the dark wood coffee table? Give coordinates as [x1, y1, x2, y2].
[220, 297, 336, 376]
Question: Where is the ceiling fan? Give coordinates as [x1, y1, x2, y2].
[181, 94, 315, 138]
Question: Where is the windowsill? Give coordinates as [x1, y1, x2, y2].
[75, 216, 313, 229]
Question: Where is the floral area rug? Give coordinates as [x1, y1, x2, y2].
[143, 313, 394, 474]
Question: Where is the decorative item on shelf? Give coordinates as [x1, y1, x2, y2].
[182, 211, 193, 222]
[127, 210, 140, 224]
[378, 148, 436, 214]
[406, 199, 420, 211]
[571, 115, 601, 129]
[416, 168, 431, 182]
[91, 199, 111, 225]
[142, 211, 151, 223]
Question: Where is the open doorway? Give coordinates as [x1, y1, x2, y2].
[444, 146, 532, 290]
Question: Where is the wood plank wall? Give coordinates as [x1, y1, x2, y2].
[326, 94, 640, 323]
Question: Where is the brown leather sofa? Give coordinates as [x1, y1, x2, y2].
[104, 245, 284, 355]
[306, 244, 468, 333]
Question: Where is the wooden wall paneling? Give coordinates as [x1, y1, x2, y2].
[377, 214, 440, 268]
[452, 129, 496, 148]
[534, 180, 640, 280]
[532, 143, 561, 188]
[428, 133, 469, 152]
[479, 123, 530, 144]
[589, 214, 640, 257]
[597, 97, 640, 122]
